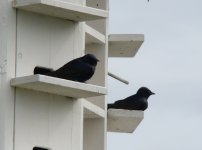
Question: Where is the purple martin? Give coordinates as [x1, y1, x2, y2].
[108, 87, 155, 111]
[34, 54, 99, 82]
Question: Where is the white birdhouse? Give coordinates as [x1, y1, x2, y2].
[0, 0, 144, 150]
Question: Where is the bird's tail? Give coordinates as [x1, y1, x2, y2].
[34, 66, 53, 75]
[107, 103, 115, 109]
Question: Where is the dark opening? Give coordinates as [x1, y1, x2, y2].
[33, 147, 49, 150]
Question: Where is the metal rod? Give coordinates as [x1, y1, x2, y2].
[108, 72, 129, 85]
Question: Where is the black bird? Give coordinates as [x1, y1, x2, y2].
[34, 54, 99, 82]
[33, 147, 49, 150]
[108, 87, 155, 111]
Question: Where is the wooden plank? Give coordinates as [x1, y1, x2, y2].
[10, 75, 107, 98]
[83, 100, 105, 118]
[107, 109, 144, 133]
[13, 0, 109, 21]
[85, 24, 105, 44]
[109, 34, 144, 57]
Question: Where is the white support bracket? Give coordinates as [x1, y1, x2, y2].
[108, 72, 129, 85]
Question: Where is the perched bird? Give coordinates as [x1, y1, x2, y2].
[33, 147, 49, 150]
[108, 87, 155, 111]
[34, 54, 99, 82]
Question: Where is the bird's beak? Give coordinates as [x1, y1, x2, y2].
[151, 92, 155, 95]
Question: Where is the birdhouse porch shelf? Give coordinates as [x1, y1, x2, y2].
[107, 109, 144, 133]
[10, 74, 107, 98]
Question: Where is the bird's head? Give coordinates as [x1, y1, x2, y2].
[83, 54, 99, 66]
[136, 87, 155, 98]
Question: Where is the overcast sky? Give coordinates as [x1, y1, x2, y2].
[107, 0, 202, 150]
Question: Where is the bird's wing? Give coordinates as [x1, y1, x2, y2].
[64, 60, 93, 76]
[51, 59, 93, 80]
[125, 97, 148, 110]
[112, 99, 130, 109]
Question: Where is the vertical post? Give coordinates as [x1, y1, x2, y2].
[73, 0, 85, 57]
[104, 1, 109, 149]
[74, 22, 85, 57]
[72, 99, 83, 150]
[0, 0, 16, 150]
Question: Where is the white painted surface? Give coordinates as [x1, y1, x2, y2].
[16, 10, 77, 76]
[14, 7, 86, 150]
[86, 19, 106, 35]
[13, 0, 109, 21]
[85, 24, 106, 44]
[0, 0, 16, 150]
[72, 99, 83, 150]
[83, 99, 106, 118]
[14, 88, 74, 150]
[86, 0, 107, 10]
[107, 109, 144, 133]
[84, 118, 105, 150]
[11, 75, 107, 98]
[108, 34, 144, 57]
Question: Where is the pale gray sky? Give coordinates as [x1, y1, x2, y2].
[107, 0, 202, 150]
